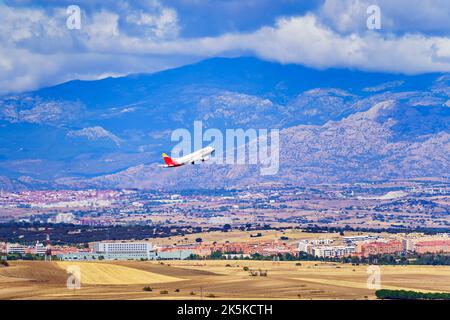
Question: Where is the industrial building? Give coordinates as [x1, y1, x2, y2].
[58, 241, 194, 261]
[92, 241, 156, 260]
[6, 243, 26, 254]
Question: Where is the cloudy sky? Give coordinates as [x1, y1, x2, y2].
[1, 0, 450, 94]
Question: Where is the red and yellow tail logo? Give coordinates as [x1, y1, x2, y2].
[162, 153, 179, 167]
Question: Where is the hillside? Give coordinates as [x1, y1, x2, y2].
[0, 58, 449, 190]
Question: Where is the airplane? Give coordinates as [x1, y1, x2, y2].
[160, 146, 215, 168]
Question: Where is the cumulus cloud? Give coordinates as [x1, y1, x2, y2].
[124, 6, 179, 39]
[76, 15, 450, 74]
[232, 16, 450, 74]
[0, 1, 187, 94]
[318, 0, 450, 36]
[1, 0, 450, 95]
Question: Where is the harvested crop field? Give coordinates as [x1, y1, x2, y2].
[0, 260, 449, 300]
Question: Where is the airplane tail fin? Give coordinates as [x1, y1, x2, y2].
[162, 153, 179, 167]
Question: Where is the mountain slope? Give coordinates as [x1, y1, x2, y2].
[0, 57, 449, 189]
[55, 99, 450, 189]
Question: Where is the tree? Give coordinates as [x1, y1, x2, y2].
[376, 289, 450, 300]
[210, 251, 222, 259]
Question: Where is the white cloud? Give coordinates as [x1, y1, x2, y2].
[85, 10, 120, 39]
[2, 1, 450, 95]
[110, 15, 450, 74]
[0, 2, 185, 94]
[319, 0, 369, 34]
[125, 7, 179, 39]
[0, 47, 187, 94]
[318, 0, 450, 35]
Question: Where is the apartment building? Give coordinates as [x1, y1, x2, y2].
[402, 233, 450, 252]
[311, 245, 356, 258]
[414, 240, 450, 254]
[6, 243, 26, 254]
[357, 240, 403, 257]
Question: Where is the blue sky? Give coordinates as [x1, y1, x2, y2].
[1, 0, 450, 94]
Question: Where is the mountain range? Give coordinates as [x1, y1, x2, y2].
[0, 57, 449, 190]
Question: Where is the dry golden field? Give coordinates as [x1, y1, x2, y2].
[154, 229, 390, 246]
[0, 260, 449, 300]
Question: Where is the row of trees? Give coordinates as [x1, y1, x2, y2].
[340, 253, 450, 266]
[376, 289, 450, 300]
[187, 251, 450, 265]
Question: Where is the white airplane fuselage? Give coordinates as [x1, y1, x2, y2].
[161, 146, 215, 167]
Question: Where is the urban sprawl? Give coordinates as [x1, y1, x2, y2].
[2, 232, 450, 261]
[1, 179, 449, 263]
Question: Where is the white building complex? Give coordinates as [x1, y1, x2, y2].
[59, 241, 157, 260]
[35, 242, 47, 255]
[54, 213, 75, 224]
[298, 239, 356, 258]
[343, 235, 380, 245]
[310, 246, 356, 258]
[6, 243, 26, 254]
[58, 241, 195, 261]
[93, 242, 155, 260]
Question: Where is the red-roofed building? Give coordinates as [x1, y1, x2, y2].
[357, 240, 403, 257]
[414, 240, 450, 254]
